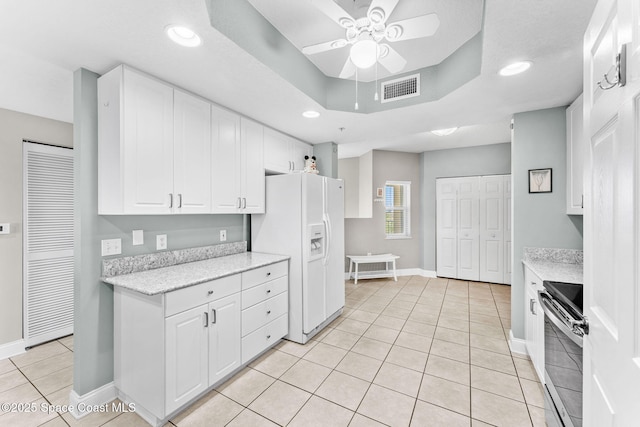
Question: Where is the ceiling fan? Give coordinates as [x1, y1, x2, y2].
[303, 0, 440, 78]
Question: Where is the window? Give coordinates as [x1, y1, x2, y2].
[384, 181, 410, 238]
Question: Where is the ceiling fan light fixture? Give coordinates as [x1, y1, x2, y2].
[350, 40, 379, 69]
[385, 24, 403, 41]
[368, 7, 386, 24]
[166, 25, 201, 47]
[499, 61, 532, 76]
[302, 110, 320, 119]
[431, 127, 458, 136]
[339, 17, 355, 28]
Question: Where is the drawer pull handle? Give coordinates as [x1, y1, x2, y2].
[267, 310, 271, 315]
[208, 290, 214, 296]
[266, 335, 271, 339]
[266, 289, 271, 294]
[267, 272, 271, 276]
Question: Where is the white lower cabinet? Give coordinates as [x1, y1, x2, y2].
[523, 265, 545, 383]
[114, 262, 287, 426]
[165, 304, 209, 415]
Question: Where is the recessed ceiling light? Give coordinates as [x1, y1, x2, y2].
[166, 25, 201, 47]
[302, 110, 320, 118]
[499, 61, 532, 76]
[431, 127, 458, 136]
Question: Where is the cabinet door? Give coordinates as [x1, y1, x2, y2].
[174, 90, 212, 213]
[479, 176, 504, 283]
[436, 179, 458, 278]
[240, 118, 265, 213]
[211, 105, 242, 213]
[208, 293, 241, 386]
[123, 68, 174, 214]
[503, 176, 512, 284]
[263, 128, 291, 174]
[456, 177, 480, 281]
[566, 94, 584, 215]
[165, 305, 208, 415]
[291, 139, 313, 172]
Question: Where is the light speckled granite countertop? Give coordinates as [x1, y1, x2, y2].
[102, 252, 289, 295]
[522, 247, 583, 284]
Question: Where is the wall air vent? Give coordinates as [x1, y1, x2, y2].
[381, 73, 420, 103]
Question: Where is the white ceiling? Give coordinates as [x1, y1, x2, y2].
[0, 0, 596, 159]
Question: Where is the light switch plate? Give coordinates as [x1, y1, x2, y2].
[132, 230, 144, 246]
[220, 230, 227, 242]
[101, 238, 122, 256]
[156, 234, 167, 250]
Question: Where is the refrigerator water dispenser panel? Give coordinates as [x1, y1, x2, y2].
[308, 224, 325, 260]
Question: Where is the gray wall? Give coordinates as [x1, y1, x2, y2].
[511, 107, 583, 339]
[72, 69, 246, 395]
[313, 142, 338, 179]
[420, 143, 511, 272]
[338, 157, 360, 218]
[344, 150, 421, 271]
[0, 108, 73, 347]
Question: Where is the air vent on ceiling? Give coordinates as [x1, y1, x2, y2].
[381, 73, 420, 103]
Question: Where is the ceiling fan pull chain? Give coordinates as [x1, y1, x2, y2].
[355, 67, 359, 111]
[374, 61, 379, 101]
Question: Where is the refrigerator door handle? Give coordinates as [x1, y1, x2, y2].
[322, 178, 331, 266]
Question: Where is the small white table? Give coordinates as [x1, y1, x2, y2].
[347, 254, 400, 284]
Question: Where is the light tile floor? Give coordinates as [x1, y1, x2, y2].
[0, 276, 546, 426]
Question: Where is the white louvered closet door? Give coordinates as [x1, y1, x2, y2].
[23, 142, 74, 346]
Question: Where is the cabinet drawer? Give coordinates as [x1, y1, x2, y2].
[242, 261, 288, 290]
[524, 266, 542, 291]
[242, 292, 288, 336]
[241, 313, 288, 364]
[242, 275, 288, 309]
[165, 275, 241, 317]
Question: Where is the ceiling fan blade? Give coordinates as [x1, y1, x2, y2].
[377, 44, 407, 73]
[367, 0, 400, 24]
[309, 0, 356, 29]
[339, 58, 356, 78]
[302, 39, 349, 55]
[385, 13, 440, 42]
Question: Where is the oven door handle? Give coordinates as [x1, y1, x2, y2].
[538, 291, 585, 348]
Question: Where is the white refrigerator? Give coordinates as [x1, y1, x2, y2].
[251, 173, 345, 344]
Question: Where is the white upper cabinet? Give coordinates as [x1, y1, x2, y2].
[566, 93, 584, 215]
[240, 118, 265, 213]
[263, 128, 312, 174]
[211, 105, 242, 213]
[98, 66, 213, 215]
[173, 90, 212, 213]
[211, 111, 265, 214]
[99, 66, 174, 214]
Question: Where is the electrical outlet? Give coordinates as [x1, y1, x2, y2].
[156, 234, 167, 250]
[132, 230, 144, 246]
[101, 238, 122, 256]
[220, 230, 227, 242]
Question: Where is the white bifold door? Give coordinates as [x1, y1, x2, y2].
[23, 142, 74, 346]
[436, 175, 511, 284]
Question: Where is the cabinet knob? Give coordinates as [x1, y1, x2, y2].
[267, 310, 271, 315]
[208, 290, 214, 295]
[266, 335, 271, 339]
[266, 289, 271, 294]
[267, 272, 271, 276]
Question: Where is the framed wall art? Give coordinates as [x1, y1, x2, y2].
[529, 168, 552, 193]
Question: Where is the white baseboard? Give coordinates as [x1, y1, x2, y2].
[344, 268, 436, 280]
[69, 382, 117, 419]
[509, 330, 528, 355]
[0, 339, 26, 360]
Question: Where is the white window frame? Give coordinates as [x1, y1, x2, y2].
[384, 180, 411, 239]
